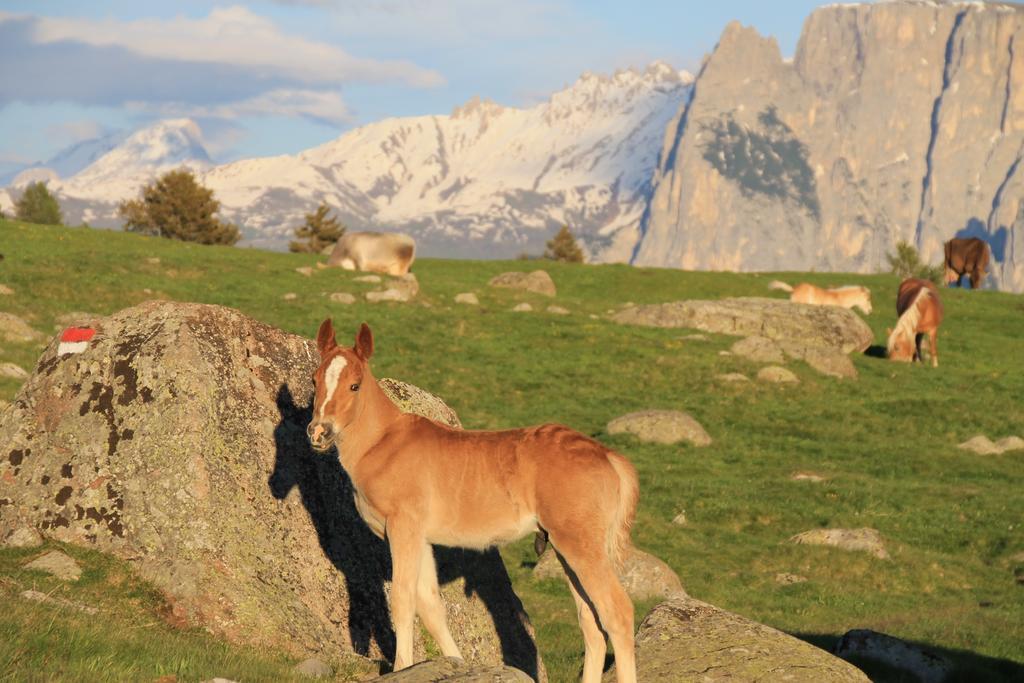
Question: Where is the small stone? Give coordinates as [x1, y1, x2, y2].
[488, 270, 556, 297]
[295, 267, 313, 277]
[671, 511, 687, 526]
[791, 471, 828, 482]
[547, 305, 570, 315]
[790, 528, 889, 560]
[4, 527, 43, 548]
[384, 273, 418, 299]
[589, 314, 599, 319]
[833, 629, 951, 683]
[200, 679, 240, 683]
[315, 261, 328, 270]
[512, 302, 533, 312]
[775, 573, 808, 585]
[607, 409, 711, 446]
[353, 275, 381, 283]
[994, 436, 1024, 453]
[282, 293, 298, 301]
[757, 366, 799, 384]
[731, 336, 784, 363]
[0, 312, 42, 343]
[366, 288, 410, 303]
[146, 257, 161, 265]
[0, 284, 13, 295]
[329, 292, 356, 305]
[717, 373, 749, 383]
[958, 435, 1000, 455]
[803, 347, 857, 379]
[142, 288, 152, 294]
[293, 658, 332, 678]
[23, 550, 82, 581]
[455, 292, 479, 305]
[0, 362, 28, 380]
[21, 589, 98, 614]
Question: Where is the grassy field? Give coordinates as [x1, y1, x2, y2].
[1, 219, 1022, 682]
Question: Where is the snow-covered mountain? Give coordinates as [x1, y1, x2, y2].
[3, 64, 691, 260]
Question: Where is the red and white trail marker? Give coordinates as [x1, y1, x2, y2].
[58, 327, 95, 356]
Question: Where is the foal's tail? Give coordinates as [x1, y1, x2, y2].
[768, 280, 793, 292]
[606, 451, 639, 569]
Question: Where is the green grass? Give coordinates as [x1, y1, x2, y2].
[1, 219, 1023, 682]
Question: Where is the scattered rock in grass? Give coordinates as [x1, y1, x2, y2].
[547, 305, 570, 315]
[0, 284, 12, 295]
[295, 267, 313, 277]
[717, 373, 749, 383]
[672, 511, 687, 526]
[293, 658, 332, 678]
[377, 657, 532, 682]
[731, 336, 784, 363]
[589, 314, 599, 320]
[386, 273, 419, 299]
[146, 257, 161, 265]
[803, 347, 857, 379]
[21, 589, 98, 614]
[329, 292, 356, 305]
[455, 292, 479, 305]
[282, 292, 298, 301]
[603, 595, 870, 682]
[757, 366, 799, 384]
[315, 261, 328, 270]
[4, 526, 42, 548]
[366, 288, 411, 303]
[718, 350, 732, 356]
[678, 333, 708, 341]
[0, 362, 28, 380]
[958, 435, 1024, 455]
[200, 679, 240, 683]
[488, 270, 556, 297]
[534, 547, 686, 601]
[0, 312, 42, 343]
[353, 275, 381, 283]
[512, 303, 533, 312]
[607, 409, 711, 446]
[23, 550, 82, 581]
[791, 472, 828, 483]
[775, 573, 807, 585]
[790, 528, 889, 560]
[832, 629, 951, 683]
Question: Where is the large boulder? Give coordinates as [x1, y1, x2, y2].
[603, 596, 870, 681]
[612, 297, 873, 354]
[0, 301, 544, 680]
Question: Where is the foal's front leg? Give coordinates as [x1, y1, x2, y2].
[386, 517, 424, 671]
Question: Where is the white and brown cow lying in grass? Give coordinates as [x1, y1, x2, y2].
[327, 231, 416, 275]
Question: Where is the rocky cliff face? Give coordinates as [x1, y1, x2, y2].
[634, 1, 1024, 292]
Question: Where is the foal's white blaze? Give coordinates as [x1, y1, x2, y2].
[319, 355, 348, 419]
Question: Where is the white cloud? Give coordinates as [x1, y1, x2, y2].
[22, 6, 444, 88]
[46, 119, 105, 145]
[128, 89, 351, 126]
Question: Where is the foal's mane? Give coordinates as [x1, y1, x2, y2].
[886, 286, 931, 353]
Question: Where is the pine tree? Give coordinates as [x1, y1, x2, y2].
[15, 181, 63, 225]
[118, 169, 239, 245]
[289, 202, 346, 253]
[543, 225, 584, 263]
[886, 240, 943, 284]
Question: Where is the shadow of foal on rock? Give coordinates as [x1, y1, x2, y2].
[268, 384, 540, 679]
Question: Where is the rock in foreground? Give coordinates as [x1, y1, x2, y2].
[376, 657, 532, 682]
[602, 596, 869, 682]
[0, 301, 543, 679]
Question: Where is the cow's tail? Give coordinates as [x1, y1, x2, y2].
[605, 451, 639, 570]
[768, 280, 793, 292]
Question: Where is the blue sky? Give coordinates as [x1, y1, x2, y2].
[0, 1, 830, 176]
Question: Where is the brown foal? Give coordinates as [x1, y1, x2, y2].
[307, 320, 639, 682]
[886, 278, 944, 367]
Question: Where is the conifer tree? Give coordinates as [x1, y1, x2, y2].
[289, 202, 346, 253]
[15, 181, 63, 225]
[543, 225, 584, 263]
[119, 169, 239, 245]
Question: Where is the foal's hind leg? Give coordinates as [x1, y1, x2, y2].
[415, 543, 462, 659]
[928, 329, 939, 368]
[555, 552, 607, 683]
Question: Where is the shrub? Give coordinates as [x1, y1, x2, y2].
[15, 181, 63, 225]
[289, 202, 345, 253]
[119, 169, 239, 245]
[543, 225, 584, 263]
[886, 240, 943, 284]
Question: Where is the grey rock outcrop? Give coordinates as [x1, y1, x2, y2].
[0, 301, 543, 679]
[607, 410, 711, 446]
[23, 550, 82, 581]
[958, 434, 1024, 454]
[488, 271, 556, 297]
[833, 629, 951, 683]
[634, 3, 1024, 292]
[790, 528, 890, 560]
[602, 596, 869, 682]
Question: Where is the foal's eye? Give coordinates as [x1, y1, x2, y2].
[350, 383, 360, 392]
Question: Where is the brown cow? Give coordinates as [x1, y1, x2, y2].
[944, 237, 989, 289]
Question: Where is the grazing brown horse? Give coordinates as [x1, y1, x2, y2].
[887, 278, 944, 367]
[307, 320, 639, 682]
[769, 280, 872, 315]
[944, 237, 989, 289]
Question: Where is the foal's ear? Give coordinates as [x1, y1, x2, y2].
[316, 318, 337, 356]
[355, 322, 374, 361]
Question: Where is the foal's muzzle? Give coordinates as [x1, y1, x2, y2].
[307, 421, 337, 452]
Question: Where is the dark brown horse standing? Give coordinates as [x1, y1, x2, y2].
[887, 278, 945, 367]
[944, 237, 990, 289]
